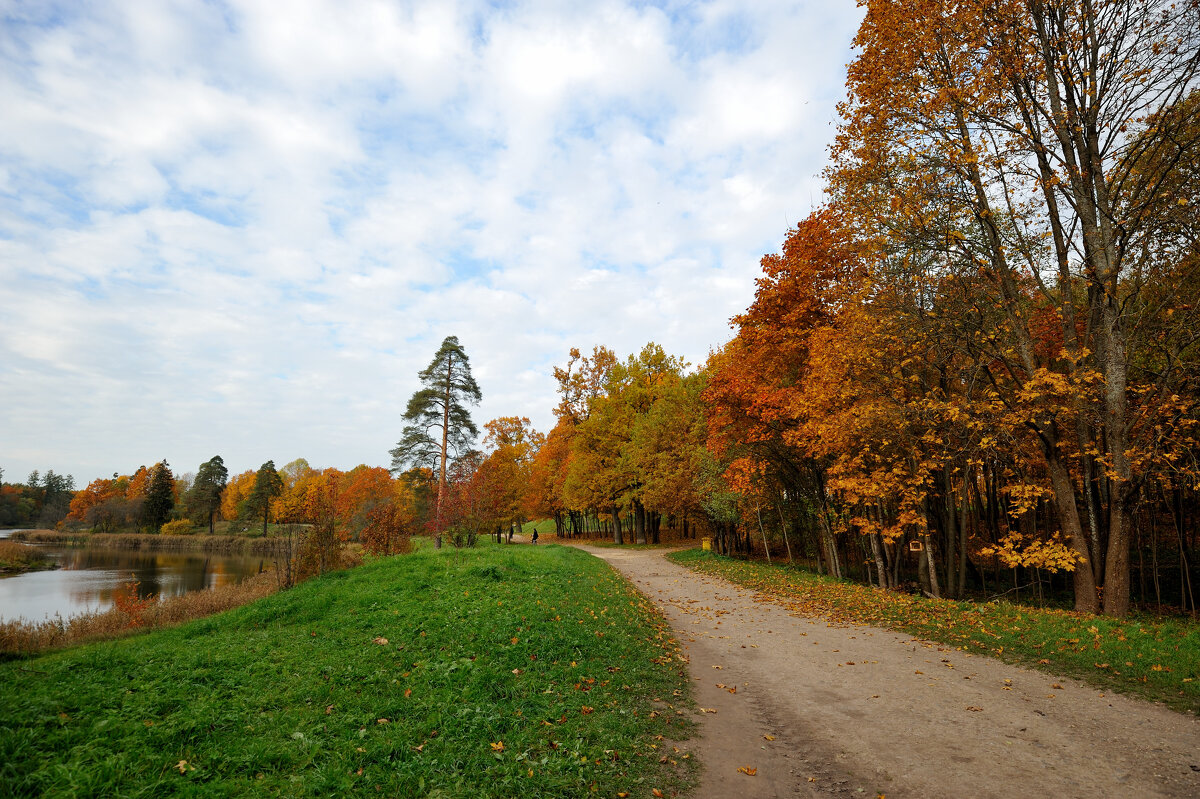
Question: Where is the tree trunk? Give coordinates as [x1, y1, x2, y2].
[942, 469, 959, 598]
[437, 352, 453, 526]
[776, 502, 794, 565]
[756, 505, 771, 564]
[869, 532, 889, 589]
[612, 505, 624, 545]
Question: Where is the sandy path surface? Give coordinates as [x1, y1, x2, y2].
[573, 544, 1200, 799]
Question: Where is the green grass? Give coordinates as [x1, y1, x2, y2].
[519, 519, 553, 535]
[669, 549, 1200, 714]
[1, 543, 697, 798]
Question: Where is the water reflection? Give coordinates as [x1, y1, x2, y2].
[0, 543, 268, 623]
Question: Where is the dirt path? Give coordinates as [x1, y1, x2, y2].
[574, 544, 1200, 799]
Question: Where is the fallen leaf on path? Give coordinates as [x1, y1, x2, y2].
[965, 706, 983, 712]
[737, 766, 757, 776]
[763, 734, 775, 741]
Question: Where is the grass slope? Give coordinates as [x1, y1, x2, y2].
[670, 549, 1200, 714]
[1, 544, 696, 798]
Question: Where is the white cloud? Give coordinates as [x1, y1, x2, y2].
[0, 0, 863, 483]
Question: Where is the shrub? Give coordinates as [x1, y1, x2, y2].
[159, 519, 194, 535]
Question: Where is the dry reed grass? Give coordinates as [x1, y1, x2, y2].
[0, 571, 279, 657]
[0, 540, 52, 572]
[11, 530, 297, 555]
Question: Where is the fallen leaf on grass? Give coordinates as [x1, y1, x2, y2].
[404, 688, 412, 698]
[581, 706, 594, 714]
[737, 766, 757, 776]
[373, 637, 389, 645]
[490, 741, 505, 752]
[176, 760, 189, 774]
[653, 790, 664, 798]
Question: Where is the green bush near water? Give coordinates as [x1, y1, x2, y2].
[0, 543, 697, 798]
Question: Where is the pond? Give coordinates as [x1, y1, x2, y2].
[0, 533, 270, 623]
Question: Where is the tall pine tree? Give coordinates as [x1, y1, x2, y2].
[389, 336, 482, 538]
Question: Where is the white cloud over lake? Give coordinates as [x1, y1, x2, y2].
[0, 0, 862, 484]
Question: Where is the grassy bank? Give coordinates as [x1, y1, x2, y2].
[669, 549, 1200, 714]
[0, 540, 56, 575]
[1, 543, 697, 798]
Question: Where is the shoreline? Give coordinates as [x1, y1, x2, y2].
[10, 529, 298, 556]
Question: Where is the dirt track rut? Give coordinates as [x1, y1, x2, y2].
[577, 544, 1200, 799]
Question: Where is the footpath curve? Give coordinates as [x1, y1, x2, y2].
[571, 543, 1200, 799]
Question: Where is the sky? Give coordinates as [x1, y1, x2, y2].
[0, 0, 864, 486]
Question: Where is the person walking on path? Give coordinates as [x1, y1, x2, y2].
[531, 528, 539, 545]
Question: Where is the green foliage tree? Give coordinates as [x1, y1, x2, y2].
[389, 336, 482, 528]
[244, 460, 284, 536]
[141, 461, 175, 533]
[187, 455, 229, 535]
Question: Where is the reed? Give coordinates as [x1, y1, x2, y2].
[10, 530, 300, 556]
[0, 540, 54, 574]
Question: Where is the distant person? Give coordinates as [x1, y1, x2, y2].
[531, 528, 539, 545]
[508, 528, 513, 543]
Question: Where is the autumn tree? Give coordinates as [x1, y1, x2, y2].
[832, 0, 1200, 615]
[478, 416, 544, 533]
[390, 335, 482, 539]
[221, 470, 257, 523]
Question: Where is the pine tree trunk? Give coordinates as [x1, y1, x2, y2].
[436, 353, 453, 530]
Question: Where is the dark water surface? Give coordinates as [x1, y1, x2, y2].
[0, 535, 268, 622]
